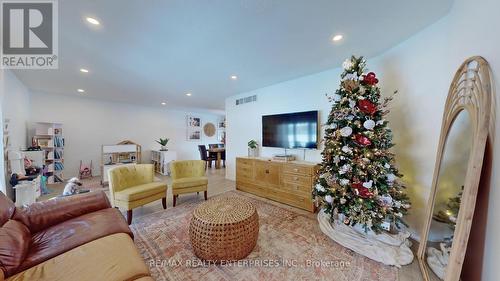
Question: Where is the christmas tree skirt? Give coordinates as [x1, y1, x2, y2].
[318, 211, 414, 267]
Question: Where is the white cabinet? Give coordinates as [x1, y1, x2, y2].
[152, 150, 177, 176]
[13, 175, 41, 207]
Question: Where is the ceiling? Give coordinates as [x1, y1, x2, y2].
[13, 0, 453, 111]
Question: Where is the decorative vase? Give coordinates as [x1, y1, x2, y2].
[160, 146, 168, 151]
[248, 147, 257, 157]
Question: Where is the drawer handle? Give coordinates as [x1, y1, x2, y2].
[265, 169, 269, 174]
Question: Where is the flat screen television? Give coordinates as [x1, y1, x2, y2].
[262, 110, 318, 149]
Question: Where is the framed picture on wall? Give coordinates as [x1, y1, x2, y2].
[186, 115, 202, 141]
[187, 115, 201, 128]
[187, 129, 202, 141]
[217, 130, 226, 143]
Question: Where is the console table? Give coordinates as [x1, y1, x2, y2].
[235, 157, 318, 212]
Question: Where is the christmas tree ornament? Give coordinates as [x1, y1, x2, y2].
[341, 145, 353, 154]
[355, 134, 372, 146]
[340, 126, 353, 137]
[358, 99, 378, 115]
[362, 180, 373, 189]
[363, 119, 376, 130]
[361, 72, 379, 86]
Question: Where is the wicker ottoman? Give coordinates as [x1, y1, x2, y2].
[189, 196, 259, 261]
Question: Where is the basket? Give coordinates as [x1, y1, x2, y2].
[189, 196, 259, 261]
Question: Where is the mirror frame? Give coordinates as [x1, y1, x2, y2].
[417, 56, 493, 281]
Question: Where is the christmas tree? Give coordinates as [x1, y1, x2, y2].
[313, 56, 411, 233]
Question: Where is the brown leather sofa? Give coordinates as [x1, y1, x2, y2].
[0, 191, 153, 281]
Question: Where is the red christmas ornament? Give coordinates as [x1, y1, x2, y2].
[351, 182, 374, 198]
[362, 72, 379, 86]
[357, 99, 377, 115]
[354, 134, 372, 146]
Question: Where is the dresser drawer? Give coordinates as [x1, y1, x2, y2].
[283, 164, 313, 176]
[237, 158, 254, 167]
[237, 165, 254, 176]
[282, 173, 312, 186]
[282, 182, 312, 195]
[266, 189, 313, 211]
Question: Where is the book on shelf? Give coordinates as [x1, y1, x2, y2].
[54, 136, 64, 147]
[54, 162, 64, 170]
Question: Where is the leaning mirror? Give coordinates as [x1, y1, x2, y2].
[418, 57, 493, 281]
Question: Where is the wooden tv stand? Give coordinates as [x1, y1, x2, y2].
[236, 157, 319, 212]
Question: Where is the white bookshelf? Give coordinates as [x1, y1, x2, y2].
[32, 122, 64, 184]
[151, 150, 177, 175]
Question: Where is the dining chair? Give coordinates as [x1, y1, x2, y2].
[198, 145, 215, 169]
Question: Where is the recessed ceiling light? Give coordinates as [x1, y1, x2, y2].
[230, 75, 238, 80]
[77, 89, 85, 93]
[332, 34, 343, 42]
[86, 17, 100, 25]
[80, 68, 89, 73]
[161, 102, 166, 105]
[186, 92, 192, 96]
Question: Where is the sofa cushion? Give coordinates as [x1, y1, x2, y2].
[172, 177, 208, 189]
[6, 233, 151, 281]
[16, 208, 132, 274]
[114, 182, 166, 202]
[0, 220, 31, 277]
[0, 192, 15, 227]
[13, 191, 111, 233]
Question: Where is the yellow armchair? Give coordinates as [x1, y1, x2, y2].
[170, 160, 208, 206]
[108, 164, 167, 224]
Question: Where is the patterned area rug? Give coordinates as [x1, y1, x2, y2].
[131, 191, 397, 281]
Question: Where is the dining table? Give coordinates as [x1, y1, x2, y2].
[208, 147, 225, 169]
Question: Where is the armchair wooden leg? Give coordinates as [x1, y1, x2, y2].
[173, 195, 177, 207]
[126, 210, 133, 225]
[162, 197, 167, 209]
[204, 190, 208, 200]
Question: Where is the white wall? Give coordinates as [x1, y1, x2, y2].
[226, 0, 500, 278]
[30, 92, 224, 178]
[225, 68, 341, 179]
[0, 69, 31, 196]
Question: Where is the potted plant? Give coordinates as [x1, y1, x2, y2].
[156, 138, 170, 151]
[248, 140, 258, 157]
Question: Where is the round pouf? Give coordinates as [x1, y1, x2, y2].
[189, 196, 259, 262]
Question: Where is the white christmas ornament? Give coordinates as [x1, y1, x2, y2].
[349, 100, 356, 108]
[384, 163, 391, 169]
[341, 145, 352, 154]
[315, 184, 326, 192]
[333, 156, 340, 164]
[387, 173, 397, 182]
[379, 195, 393, 206]
[343, 73, 358, 80]
[332, 94, 341, 102]
[363, 119, 376, 130]
[339, 179, 350, 186]
[339, 126, 353, 137]
[339, 164, 351, 175]
[362, 180, 373, 189]
[325, 195, 333, 203]
[342, 59, 353, 70]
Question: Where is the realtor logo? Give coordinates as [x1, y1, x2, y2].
[1, 0, 58, 69]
